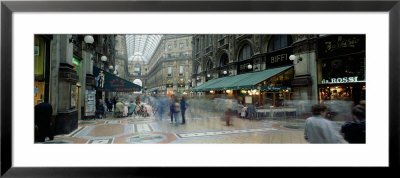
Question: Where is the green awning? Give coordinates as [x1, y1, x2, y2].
[191, 66, 293, 92]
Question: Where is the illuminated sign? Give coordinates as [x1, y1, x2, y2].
[321, 76, 363, 84]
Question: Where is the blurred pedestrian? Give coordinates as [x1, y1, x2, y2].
[123, 99, 129, 117]
[35, 100, 54, 142]
[95, 98, 105, 119]
[115, 99, 124, 118]
[180, 96, 188, 124]
[136, 96, 141, 105]
[304, 104, 344, 143]
[106, 99, 112, 112]
[340, 105, 366, 143]
[156, 95, 167, 121]
[112, 97, 117, 111]
[169, 94, 175, 123]
[247, 103, 256, 119]
[223, 97, 236, 126]
[128, 99, 136, 117]
[172, 97, 181, 126]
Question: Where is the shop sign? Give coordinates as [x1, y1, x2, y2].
[85, 90, 96, 116]
[93, 66, 141, 92]
[265, 47, 293, 69]
[318, 35, 365, 58]
[321, 76, 361, 84]
[260, 86, 291, 91]
[237, 60, 253, 74]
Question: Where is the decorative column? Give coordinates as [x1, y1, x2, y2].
[52, 34, 79, 134]
[291, 35, 318, 105]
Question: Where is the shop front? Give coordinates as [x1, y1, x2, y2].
[166, 83, 174, 96]
[92, 66, 142, 118]
[34, 35, 51, 105]
[191, 65, 294, 107]
[317, 35, 366, 105]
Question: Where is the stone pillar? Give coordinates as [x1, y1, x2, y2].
[52, 34, 79, 134]
[50, 35, 60, 115]
[77, 46, 88, 120]
[291, 36, 318, 117]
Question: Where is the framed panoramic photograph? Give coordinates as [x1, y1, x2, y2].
[1, 0, 399, 177]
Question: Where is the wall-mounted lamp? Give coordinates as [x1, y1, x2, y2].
[101, 56, 108, 62]
[223, 70, 227, 75]
[207, 74, 210, 77]
[247, 64, 253, 69]
[84, 35, 94, 44]
[109, 65, 113, 70]
[289, 54, 302, 63]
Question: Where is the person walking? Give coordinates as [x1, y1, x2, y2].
[115, 99, 125, 118]
[123, 99, 129, 117]
[106, 99, 112, 112]
[340, 105, 366, 143]
[180, 96, 188, 124]
[172, 97, 181, 126]
[112, 97, 117, 112]
[169, 94, 175, 123]
[35, 100, 54, 142]
[156, 95, 167, 121]
[96, 98, 105, 119]
[304, 104, 344, 143]
[128, 99, 136, 118]
[136, 96, 141, 106]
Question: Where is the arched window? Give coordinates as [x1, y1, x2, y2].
[196, 64, 202, 74]
[268, 35, 293, 52]
[134, 63, 141, 75]
[219, 53, 229, 67]
[206, 60, 213, 71]
[238, 44, 253, 61]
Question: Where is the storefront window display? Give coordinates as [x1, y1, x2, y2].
[258, 68, 294, 107]
[317, 35, 366, 105]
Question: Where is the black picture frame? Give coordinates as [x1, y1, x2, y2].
[1, 0, 399, 177]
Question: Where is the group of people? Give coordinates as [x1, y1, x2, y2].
[95, 96, 148, 119]
[152, 94, 188, 126]
[304, 102, 366, 143]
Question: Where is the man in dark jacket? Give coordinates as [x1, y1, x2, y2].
[341, 105, 366, 143]
[35, 100, 53, 142]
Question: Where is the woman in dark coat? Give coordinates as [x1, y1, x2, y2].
[180, 96, 188, 124]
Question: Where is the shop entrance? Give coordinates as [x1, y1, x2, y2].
[261, 91, 293, 107]
[319, 83, 366, 105]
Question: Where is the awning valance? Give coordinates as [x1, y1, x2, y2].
[93, 66, 142, 92]
[190, 65, 293, 92]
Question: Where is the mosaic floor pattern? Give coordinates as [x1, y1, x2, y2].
[49, 110, 309, 144]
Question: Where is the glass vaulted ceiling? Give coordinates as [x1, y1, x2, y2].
[125, 35, 163, 63]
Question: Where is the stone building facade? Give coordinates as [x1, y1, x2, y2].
[146, 35, 193, 95]
[34, 34, 116, 135]
[191, 34, 319, 103]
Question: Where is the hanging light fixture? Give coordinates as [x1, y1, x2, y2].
[101, 55, 107, 62]
[84, 35, 94, 44]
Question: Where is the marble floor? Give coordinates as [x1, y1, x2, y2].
[41, 106, 342, 144]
